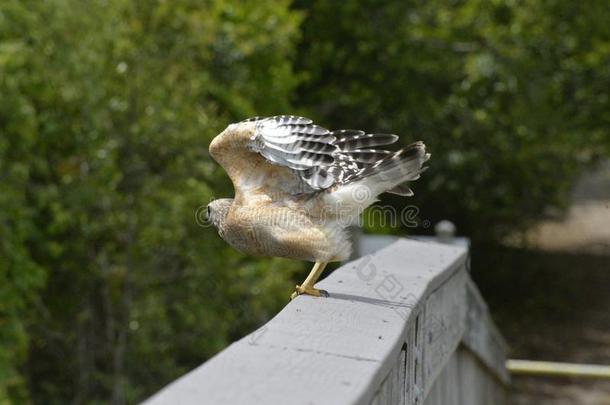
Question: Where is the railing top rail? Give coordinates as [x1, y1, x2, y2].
[144, 238, 507, 405]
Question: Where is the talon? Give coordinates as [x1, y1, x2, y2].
[290, 284, 328, 300]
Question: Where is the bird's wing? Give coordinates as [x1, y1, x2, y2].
[210, 115, 422, 202]
[248, 115, 403, 191]
[248, 115, 342, 190]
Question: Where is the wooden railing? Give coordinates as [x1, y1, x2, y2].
[144, 238, 509, 405]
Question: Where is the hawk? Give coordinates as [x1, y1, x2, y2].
[206, 116, 429, 299]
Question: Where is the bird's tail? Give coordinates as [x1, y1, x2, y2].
[327, 141, 430, 213]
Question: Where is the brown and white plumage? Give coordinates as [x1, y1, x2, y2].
[208, 115, 429, 262]
[207, 115, 429, 297]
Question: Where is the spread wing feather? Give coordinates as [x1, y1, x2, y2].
[244, 115, 427, 196]
[335, 133, 399, 150]
[349, 149, 392, 164]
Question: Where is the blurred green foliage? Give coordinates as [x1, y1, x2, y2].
[0, 0, 608, 403]
[295, 0, 610, 240]
[1, 0, 302, 403]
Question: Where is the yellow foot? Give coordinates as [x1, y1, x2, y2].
[290, 285, 329, 300]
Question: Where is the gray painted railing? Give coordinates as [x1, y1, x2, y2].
[144, 238, 509, 405]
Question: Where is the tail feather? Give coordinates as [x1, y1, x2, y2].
[356, 141, 428, 181]
[327, 141, 429, 212]
[387, 183, 414, 196]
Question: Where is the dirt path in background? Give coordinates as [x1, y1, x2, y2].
[506, 161, 610, 405]
[517, 160, 610, 255]
[522, 201, 610, 255]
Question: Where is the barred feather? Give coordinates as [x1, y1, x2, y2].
[266, 115, 313, 125]
[264, 125, 330, 139]
[285, 151, 334, 166]
[348, 149, 392, 164]
[263, 139, 336, 155]
[244, 116, 428, 195]
[357, 142, 430, 181]
[334, 133, 398, 150]
[302, 167, 334, 189]
[298, 140, 337, 154]
[258, 147, 312, 170]
[328, 142, 430, 212]
[263, 133, 336, 145]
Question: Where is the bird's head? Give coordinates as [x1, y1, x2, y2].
[205, 198, 233, 233]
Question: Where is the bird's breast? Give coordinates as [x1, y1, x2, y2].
[219, 204, 350, 262]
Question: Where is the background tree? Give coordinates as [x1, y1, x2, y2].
[0, 0, 302, 403]
[294, 0, 610, 241]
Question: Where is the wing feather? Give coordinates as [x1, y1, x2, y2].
[334, 133, 399, 150]
[349, 149, 392, 163]
[237, 116, 426, 196]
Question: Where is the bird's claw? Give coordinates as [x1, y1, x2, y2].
[290, 285, 329, 300]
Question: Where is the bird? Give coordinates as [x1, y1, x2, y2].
[206, 115, 430, 299]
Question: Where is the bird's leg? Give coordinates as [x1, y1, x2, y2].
[290, 262, 329, 300]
